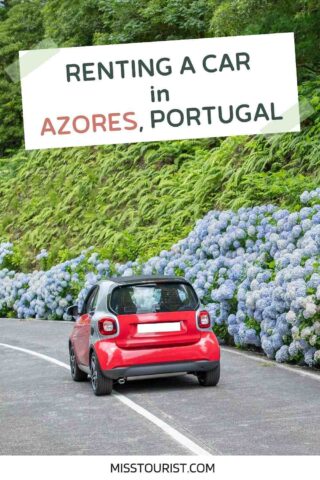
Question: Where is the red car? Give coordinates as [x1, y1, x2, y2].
[68, 276, 220, 396]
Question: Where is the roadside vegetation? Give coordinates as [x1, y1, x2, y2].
[1, 187, 320, 368]
[0, 1, 320, 367]
[0, 0, 319, 269]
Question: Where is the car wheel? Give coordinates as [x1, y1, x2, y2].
[69, 345, 87, 381]
[90, 351, 113, 396]
[197, 363, 220, 387]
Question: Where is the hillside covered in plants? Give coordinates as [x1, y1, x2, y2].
[0, 1, 320, 368]
[0, 0, 319, 269]
[1, 187, 320, 368]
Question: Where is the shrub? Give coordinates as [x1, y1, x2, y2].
[1, 188, 320, 367]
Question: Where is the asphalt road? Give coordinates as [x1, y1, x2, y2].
[1, 318, 320, 455]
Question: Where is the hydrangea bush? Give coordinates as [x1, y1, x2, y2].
[1, 188, 320, 367]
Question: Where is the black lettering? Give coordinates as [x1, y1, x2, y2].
[157, 88, 170, 102]
[138, 59, 154, 77]
[187, 108, 201, 125]
[110, 464, 119, 473]
[156, 57, 172, 76]
[203, 54, 217, 73]
[66, 64, 80, 82]
[82, 63, 95, 81]
[271, 102, 283, 120]
[115, 60, 129, 78]
[254, 103, 269, 121]
[236, 52, 250, 70]
[151, 110, 165, 128]
[97, 61, 113, 79]
[218, 105, 233, 123]
[167, 109, 184, 127]
[236, 104, 251, 122]
[202, 106, 216, 124]
[180, 56, 196, 74]
[219, 54, 234, 71]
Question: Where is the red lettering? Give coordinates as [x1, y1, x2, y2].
[124, 112, 137, 130]
[72, 115, 90, 133]
[41, 118, 56, 136]
[57, 116, 71, 135]
[41, 113, 137, 136]
[108, 113, 121, 131]
[92, 114, 107, 132]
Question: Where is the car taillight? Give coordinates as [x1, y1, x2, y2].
[98, 317, 118, 336]
[197, 310, 211, 329]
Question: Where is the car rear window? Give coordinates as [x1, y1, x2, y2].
[110, 282, 198, 314]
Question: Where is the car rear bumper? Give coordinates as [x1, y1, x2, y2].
[94, 332, 220, 373]
[102, 360, 220, 380]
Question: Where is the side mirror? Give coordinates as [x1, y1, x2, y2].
[67, 304, 79, 320]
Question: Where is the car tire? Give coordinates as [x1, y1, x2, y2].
[90, 351, 113, 396]
[197, 363, 220, 387]
[69, 345, 87, 382]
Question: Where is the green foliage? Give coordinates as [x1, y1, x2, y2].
[42, 0, 106, 47]
[93, 0, 210, 45]
[0, 1, 319, 269]
[214, 79, 320, 209]
[0, 78, 318, 270]
[0, 1, 319, 154]
[209, 0, 320, 81]
[0, 0, 44, 155]
[213, 323, 231, 344]
[245, 317, 261, 334]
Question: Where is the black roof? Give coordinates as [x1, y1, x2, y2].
[108, 275, 188, 285]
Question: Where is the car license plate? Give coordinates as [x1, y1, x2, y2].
[137, 322, 181, 333]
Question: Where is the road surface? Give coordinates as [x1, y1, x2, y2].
[1, 318, 320, 455]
